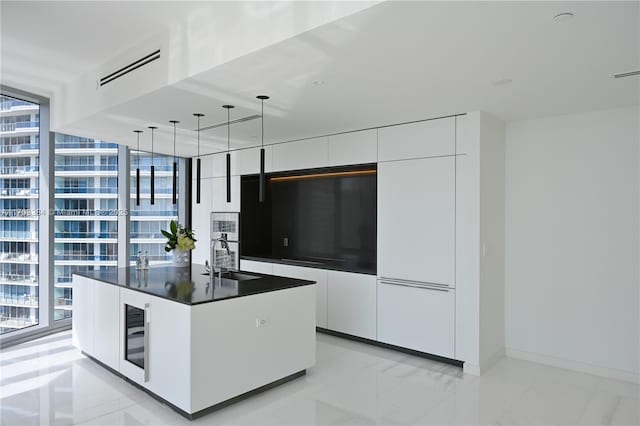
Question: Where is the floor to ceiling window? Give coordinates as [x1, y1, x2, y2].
[53, 134, 118, 321]
[0, 95, 40, 335]
[129, 151, 179, 265]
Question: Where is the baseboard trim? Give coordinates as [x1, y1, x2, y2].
[505, 347, 639, 384]
[83, 352, 307, 419]
[316, 327, 464, 368]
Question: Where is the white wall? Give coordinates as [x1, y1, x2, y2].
[479, 114, 506, 367]
[505, 106, 640, 382]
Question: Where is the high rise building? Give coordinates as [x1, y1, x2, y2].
[0, 95, 40, 334]
[1, 96, 179, 334]
[52, 134, 119, 321]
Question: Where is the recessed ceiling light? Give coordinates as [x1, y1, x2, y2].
[553, 12, 574, 23]
[493, 78, 512, 86]
[312, 79, 325, 85]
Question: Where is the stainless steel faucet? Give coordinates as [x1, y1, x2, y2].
[210, 234, 231, 286]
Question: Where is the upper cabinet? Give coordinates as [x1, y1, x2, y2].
[235, 146, 273, 176]
[328, 129, 377, 166]
[378, 117, 455, 161]
[211, 175, 240, 212]
[210, 152, 238, 178]
[272, 137, 328, 172]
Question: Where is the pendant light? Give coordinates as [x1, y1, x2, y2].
[193, 113, 204, 204]
[169, 120, 179, 205]
[256, 95, 269, 203]
[133, 130, 143, 206]
[148, 126, 157, 205]
[222, 105, 234, 203]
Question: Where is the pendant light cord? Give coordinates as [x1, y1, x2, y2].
[227, 107, 230, 152]
[197, 115, 200, 158]
[173, 122, 177, 160]
[261, 98, 264, 149]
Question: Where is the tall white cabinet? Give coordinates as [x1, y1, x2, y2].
[378, 156, 455, 286]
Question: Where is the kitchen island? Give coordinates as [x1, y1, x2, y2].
[72, 264, 316, 419]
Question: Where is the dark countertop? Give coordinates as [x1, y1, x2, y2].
[241, 256, 376, 276]
[73, 263, 315, 306]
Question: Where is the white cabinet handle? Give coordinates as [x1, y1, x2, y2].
[379, 279, 450, 292]
[144, 303, 150, 382]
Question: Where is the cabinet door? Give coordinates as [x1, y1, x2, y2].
[93, 282, 120, 370]
[71, 275, 94, 356]
[327, 271, 376, 340]
[240, 259, 274, 275]
[211, 175, 240, 212]
[192, 177, 213, 264]
[378, 157, 455, 286]
[236, 146, 273, 176]
[378, 117, 455, 161]
[328, 129, 377, 166]
[272, 264, 327, 328]
[211, 152, 238, 178]
[377, 280, 455, 358]
[272, 137, 328, 172]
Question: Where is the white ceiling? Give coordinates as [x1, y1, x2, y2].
[2, 1, 639, 156]
[0, 1, 216, 97]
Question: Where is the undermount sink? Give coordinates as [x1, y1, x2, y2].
[202, 271, 260, 281]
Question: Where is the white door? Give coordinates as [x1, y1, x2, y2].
[93, 282, 120, 370]
[377, 279, 455, 358]
[378, 156, 455, 286]
[327, 271, 377, 340]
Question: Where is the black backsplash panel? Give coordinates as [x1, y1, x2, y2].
[240, 165, 377, 274]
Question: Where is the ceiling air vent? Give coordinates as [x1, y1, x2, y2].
[195, 114, 261, 132]
[612, 70, 640, 79]
[99, 49, 161, 87]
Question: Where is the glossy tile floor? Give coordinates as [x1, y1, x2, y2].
[1, 331, 638, 426]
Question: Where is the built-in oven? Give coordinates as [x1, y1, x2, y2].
[211, 212, 240, 271]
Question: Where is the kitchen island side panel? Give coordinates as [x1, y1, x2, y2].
[189, 284, 316, 413]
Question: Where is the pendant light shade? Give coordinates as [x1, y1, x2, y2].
[148, 126, 157, 205]
[256, 95, 269, 203]
[222, 105, 235, 203]
[193, 113, 204, 204]
[169, 120, 179, 205]
[133, 130, 143, 206]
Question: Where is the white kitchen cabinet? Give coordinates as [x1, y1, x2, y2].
[72, 275, 94, 357]
[211, 175, 240, 212]
[211, 152, 238, 178]
[196, 155, 217, 179]
[93, 282, 120, 370]
[235, 146, 273, 176]
[377, 279, 455, 359]
[146, 295, 192, 411]
[272, 263, 327, 328]
[240, 259, 274, 274]
[327, 271, 377, 340]
[328, 129, 377, 166]
[378, 117, 455, 161]
[272, 137, 328, 172]
[378, 156, 455, 286]
[191, 177, 213, 264]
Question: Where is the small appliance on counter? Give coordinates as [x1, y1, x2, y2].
[210, 212, 240, 271]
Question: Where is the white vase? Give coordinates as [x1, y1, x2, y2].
[172, 250, 190, 267]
